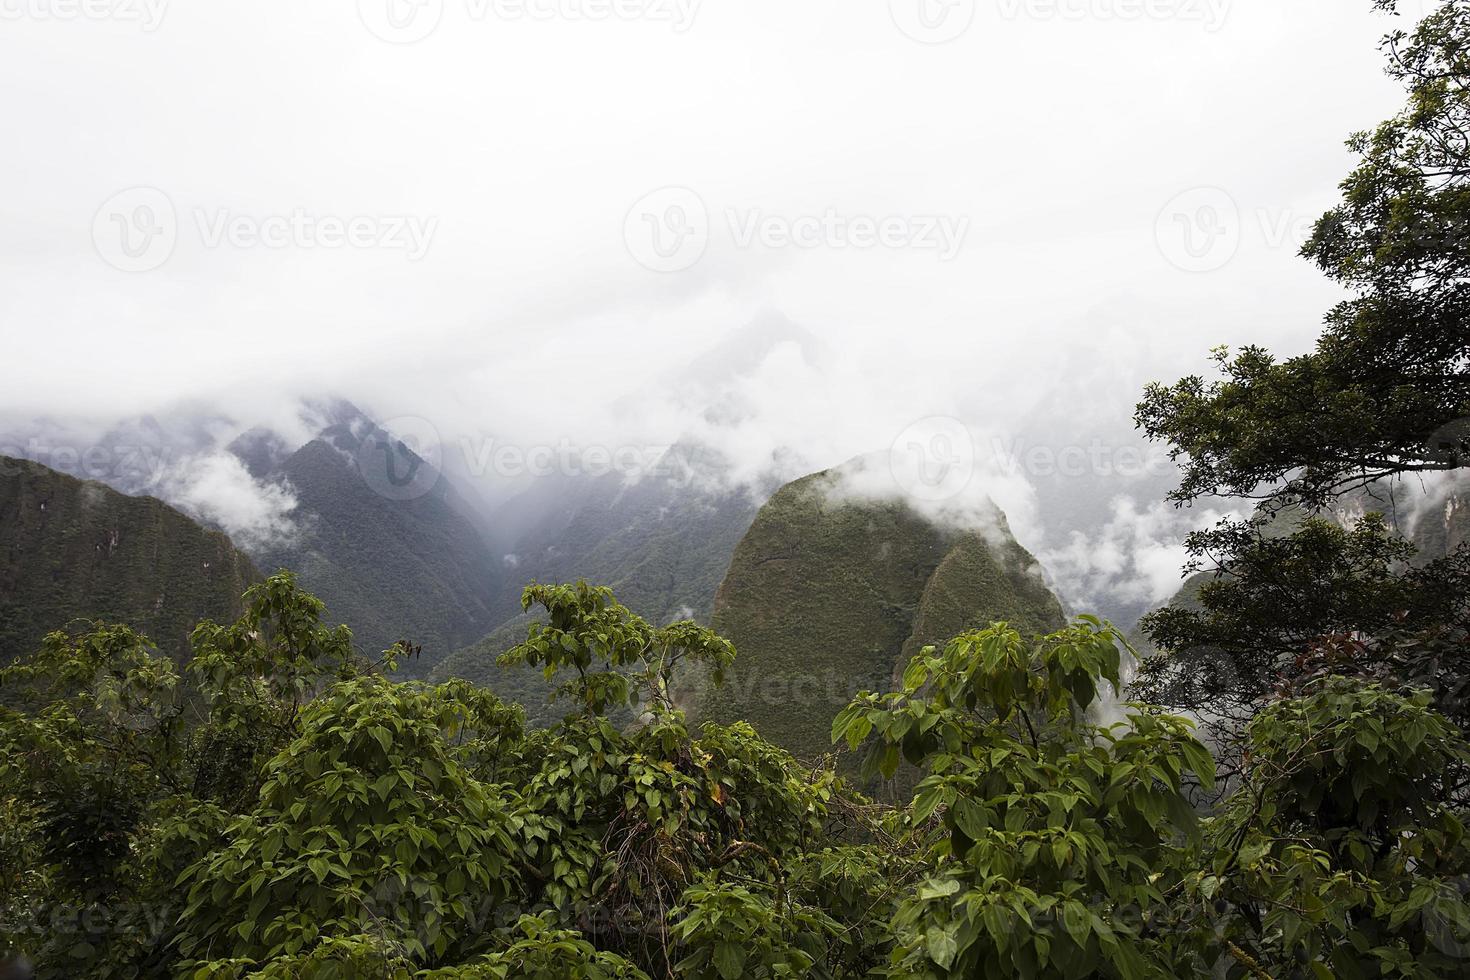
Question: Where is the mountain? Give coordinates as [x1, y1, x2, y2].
[430, 314, 831, 713]
[243, 403, 512, 674]
[0, 407, 234, 499]
[0, 455, 259, 664]
[1408, 489, 1470, 559]
[227, 426, 293, 481]
[490, 443, 763, 623]
[677, 311, 828, 397]
[694, 456, 1065, 764]
[430, 443, 764, 725]
[894, 529, 1070, 678]
[1, 400, 517, 674]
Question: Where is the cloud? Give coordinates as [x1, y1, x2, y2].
[152, 452, 300, 553]
[0, 0, 1430, 628]
[1037, 497, 1245, 616]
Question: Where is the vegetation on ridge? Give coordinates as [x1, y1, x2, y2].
[702, 462, 1065, 766]
[0, 455, 259, 667]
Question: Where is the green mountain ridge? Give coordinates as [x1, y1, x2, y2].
[249, 420, 512, 674]
[694, 458, 1066, 764]
[0, 455, 259, 665]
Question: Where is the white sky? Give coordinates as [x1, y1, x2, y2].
[0, 0, 1438, 609]
[3, 0, 1417, 414]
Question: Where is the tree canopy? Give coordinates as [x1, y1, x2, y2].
[3, 574, 1469, 978]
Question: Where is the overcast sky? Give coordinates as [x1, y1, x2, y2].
[0, 0, 1438, 608]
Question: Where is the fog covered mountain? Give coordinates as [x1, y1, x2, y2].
[0, 311, 1324, 682]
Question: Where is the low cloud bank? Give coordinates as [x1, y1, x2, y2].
[152, 452, 300, 553]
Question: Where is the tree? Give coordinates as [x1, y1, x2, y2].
[0, 578, 876, 978]
[0, 623, 188, 975]
[1138, 0, 1470, 511]
[832, 620, 1215, 979]
[497, 581, 735, 720]
[1166, 678, 1470, 978]
[1134, 516, 1470, 736]
[0, 573, 386, 978]
[171, 676, 528, 973]
[1136, 0, 1470, 730]
[6, 578, 1469, 978]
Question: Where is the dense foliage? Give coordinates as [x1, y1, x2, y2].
[4, 574, 1468, 978]
[1136, 515, 1470, 734]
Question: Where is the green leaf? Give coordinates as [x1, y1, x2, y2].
[917, 877, 961, 901]
[913, 788, 943, 823]
[926, 925, 959, 969]
[1180, 741, 1216, 792]
[713, 941, 747, 980]
[951, 797, 989, 839]
[370, 726, 393, 753]
[1062, 901, 1090, 948]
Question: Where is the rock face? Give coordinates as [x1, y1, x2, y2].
[0, 455, 259, 664]
[1404, 485, 1470, 560]
[697, 459, 1065, 763]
